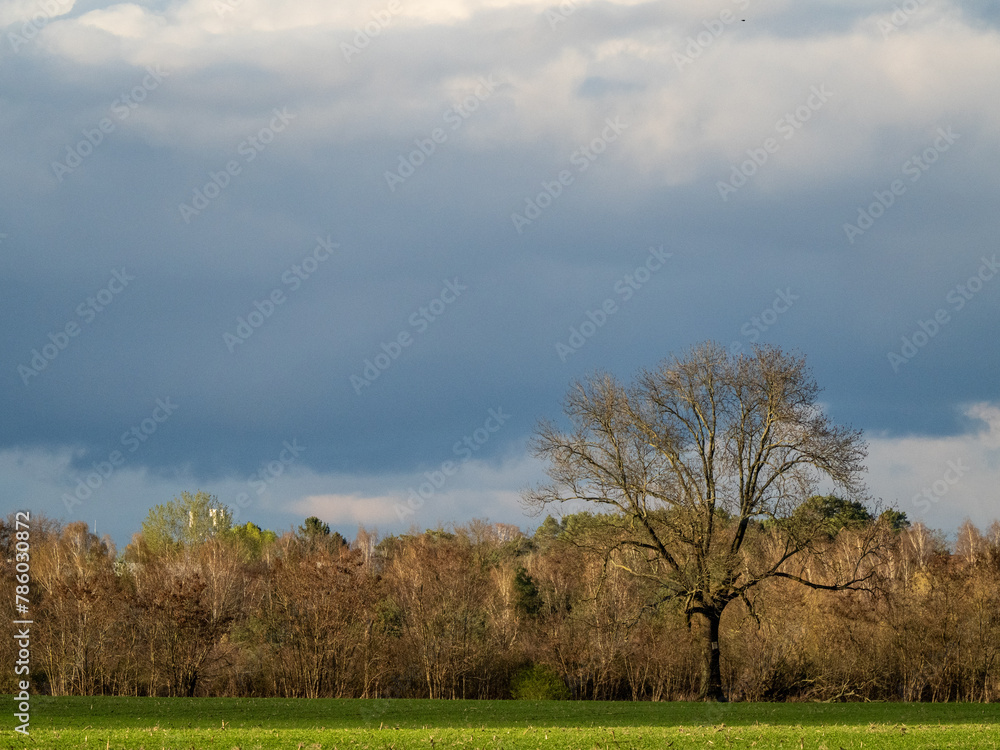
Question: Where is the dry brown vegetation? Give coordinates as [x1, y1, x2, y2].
[5, 513, 1000, 702]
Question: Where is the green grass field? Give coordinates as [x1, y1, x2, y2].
[7, 696, 1000, 749]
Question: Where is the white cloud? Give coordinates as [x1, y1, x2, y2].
[282, 453, 544, 532]
[866, 402, 1000, 533]
[0, 0, 76, 27]
[291, 493, 401, 524]
[76, 3, 164, 39]
[20, 0, 1000, 196]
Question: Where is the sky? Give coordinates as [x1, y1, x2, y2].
[2, 0, 999, 550]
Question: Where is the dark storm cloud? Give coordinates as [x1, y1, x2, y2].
[2, 0, 1000, 544]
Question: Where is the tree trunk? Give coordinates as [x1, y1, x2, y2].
[697, 609, 726, 702]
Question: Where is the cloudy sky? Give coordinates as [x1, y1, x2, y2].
[2, 0, 999, 548]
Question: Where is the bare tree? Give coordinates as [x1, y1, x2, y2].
[524, 342, 888, 700]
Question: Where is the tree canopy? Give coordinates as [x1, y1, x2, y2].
[139, 491, 233, 553]
[296, 516, 348, 553]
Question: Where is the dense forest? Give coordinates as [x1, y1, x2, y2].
[5, 499, 1000, 703]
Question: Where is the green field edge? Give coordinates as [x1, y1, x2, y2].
[8, 696, 1000, 731]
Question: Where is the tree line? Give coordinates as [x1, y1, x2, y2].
[4, 504, 1000, 702]
[5, 342, 995, 702]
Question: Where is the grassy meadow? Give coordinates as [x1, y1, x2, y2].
[6, 697, 1000, 749]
